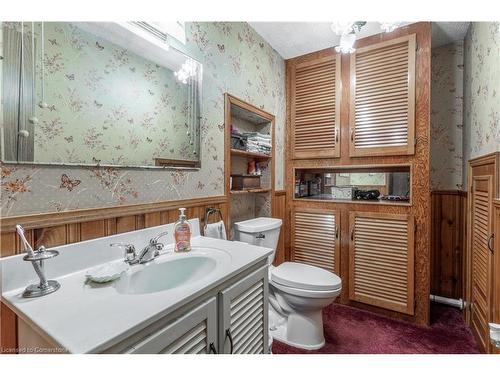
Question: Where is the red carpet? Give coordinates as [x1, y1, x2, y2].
[272, 303, 479, 354]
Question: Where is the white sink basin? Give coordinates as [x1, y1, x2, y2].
[114, 249, 228, 295]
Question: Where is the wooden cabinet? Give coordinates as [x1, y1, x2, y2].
[126, 264, 269, 355]
[126, 297, 218, 354]
[291, 208, 340, 274]
[290, 54, 341, 159]
[493, 200, 500, 354]
[219, 266, 268, 354]
[285, 23, 431, 325]
[466, 153, 499, 353]
[349, 211, 415, 315]
[349, 34, 416, 157]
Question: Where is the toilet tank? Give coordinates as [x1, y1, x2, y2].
[233, 217, 282, 265]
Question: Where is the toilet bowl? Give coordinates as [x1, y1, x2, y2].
[234, 217, 342, 350]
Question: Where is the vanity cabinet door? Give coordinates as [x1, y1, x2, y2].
[290, 54, 341, 159]
[468, 175, 494, 353]
[127, 297, 218, 354]
[349, 211, 415, 315]
[219, 266, 268, 354]
[291, 208, 340, 274]
[349, 34, 416, 157]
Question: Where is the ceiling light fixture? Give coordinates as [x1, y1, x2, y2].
[330, 21, 355, 36]
[380, 22, 402, 33]
[332, 21, 366, 54]
[174, 59, 198, 84]
[334, 33, 357, 54]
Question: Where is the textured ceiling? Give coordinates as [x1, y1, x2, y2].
[249, 22, 470, 59]
[431, 22, 470, 48]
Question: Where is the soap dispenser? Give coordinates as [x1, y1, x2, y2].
[174, 208, 192, 252]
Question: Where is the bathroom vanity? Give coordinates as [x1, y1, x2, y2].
[0, 219, 271, 354]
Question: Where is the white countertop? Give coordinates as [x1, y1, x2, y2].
[1, 220, 272, 353]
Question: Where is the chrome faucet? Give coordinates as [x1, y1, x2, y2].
[111, 231, 169, 265]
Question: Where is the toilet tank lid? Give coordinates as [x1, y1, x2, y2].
[234, 217, 282, 233]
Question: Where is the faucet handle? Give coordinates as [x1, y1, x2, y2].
[150, 231, 169, 245]
[110, 243, 137, 264]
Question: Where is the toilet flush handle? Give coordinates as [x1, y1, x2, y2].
[256, 233, 265, 239]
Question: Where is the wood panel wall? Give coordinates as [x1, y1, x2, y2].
[285, 22, 431, 325]
[431, 190, 467, 300]
[271, 190, 286, 266]
[0, 195, 229, 354]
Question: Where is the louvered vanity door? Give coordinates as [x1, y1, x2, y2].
[349, 212, 414, 314]
[469, 176, 494, 353]
[127, 297, 218, 354]
[291, 208, 340, 274]
[291, 54, 341, 159]
[219, 266, 268, 354]
[349, 34, 416, 157]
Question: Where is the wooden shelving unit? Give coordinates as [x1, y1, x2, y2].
[230, 149, 271, 161]
[230, 188, 272, 195]
[224, 94, 275, 239]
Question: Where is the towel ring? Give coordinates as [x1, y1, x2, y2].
[205, 207, 223, 225]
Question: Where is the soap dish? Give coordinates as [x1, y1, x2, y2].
[85, 262, 129, 283]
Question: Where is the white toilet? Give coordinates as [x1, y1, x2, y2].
[234, 217, 342, 350]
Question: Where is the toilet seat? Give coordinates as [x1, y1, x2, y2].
[271, 262, 342, 291]
[271, 281, 341, 299]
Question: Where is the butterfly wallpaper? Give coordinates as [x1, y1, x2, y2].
[0, 22, 286, 216]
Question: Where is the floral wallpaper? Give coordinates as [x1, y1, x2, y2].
[1, 22, 285, 217]
[430, 42, 464, 191]
[463, 22, 500, 184]
[20, 22, 199, 165]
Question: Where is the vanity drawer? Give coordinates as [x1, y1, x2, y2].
[126, 297, 217, 354]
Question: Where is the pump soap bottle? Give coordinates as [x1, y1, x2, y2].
[174, 208, 192, 252]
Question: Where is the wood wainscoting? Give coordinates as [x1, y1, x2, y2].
[431, 190, 467, 300]
[0, 195, 229, 353]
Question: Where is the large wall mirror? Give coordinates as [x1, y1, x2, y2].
[0, 22, 202, 168]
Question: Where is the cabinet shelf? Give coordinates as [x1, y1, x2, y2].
[230, 188, 271, 195]
[230, 149, 271, 161]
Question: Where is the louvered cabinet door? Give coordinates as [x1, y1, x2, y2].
[469, 176, 494, 353]
[349, 34, 416, 157]
[219, 266, 268, 354]
[127, 297, 218, 354]
[291, 54, 341, 159]
[291, 208, 340, 274]
[349, 212, 415, 314]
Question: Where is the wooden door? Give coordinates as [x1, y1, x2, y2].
[349, 211, 415, 315]
[219, 266, 268, 354]
[291, 54, 341, 159]
[291, 208, 340, 274]
[493, 201, 500, 354]
[349, 34, 416, 157]
[469, 176, 494, 353]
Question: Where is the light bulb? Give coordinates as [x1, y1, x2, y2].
[334, 33, 356, 54]
[380, 22, 401, 33]
[331, 22, 354, 36]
